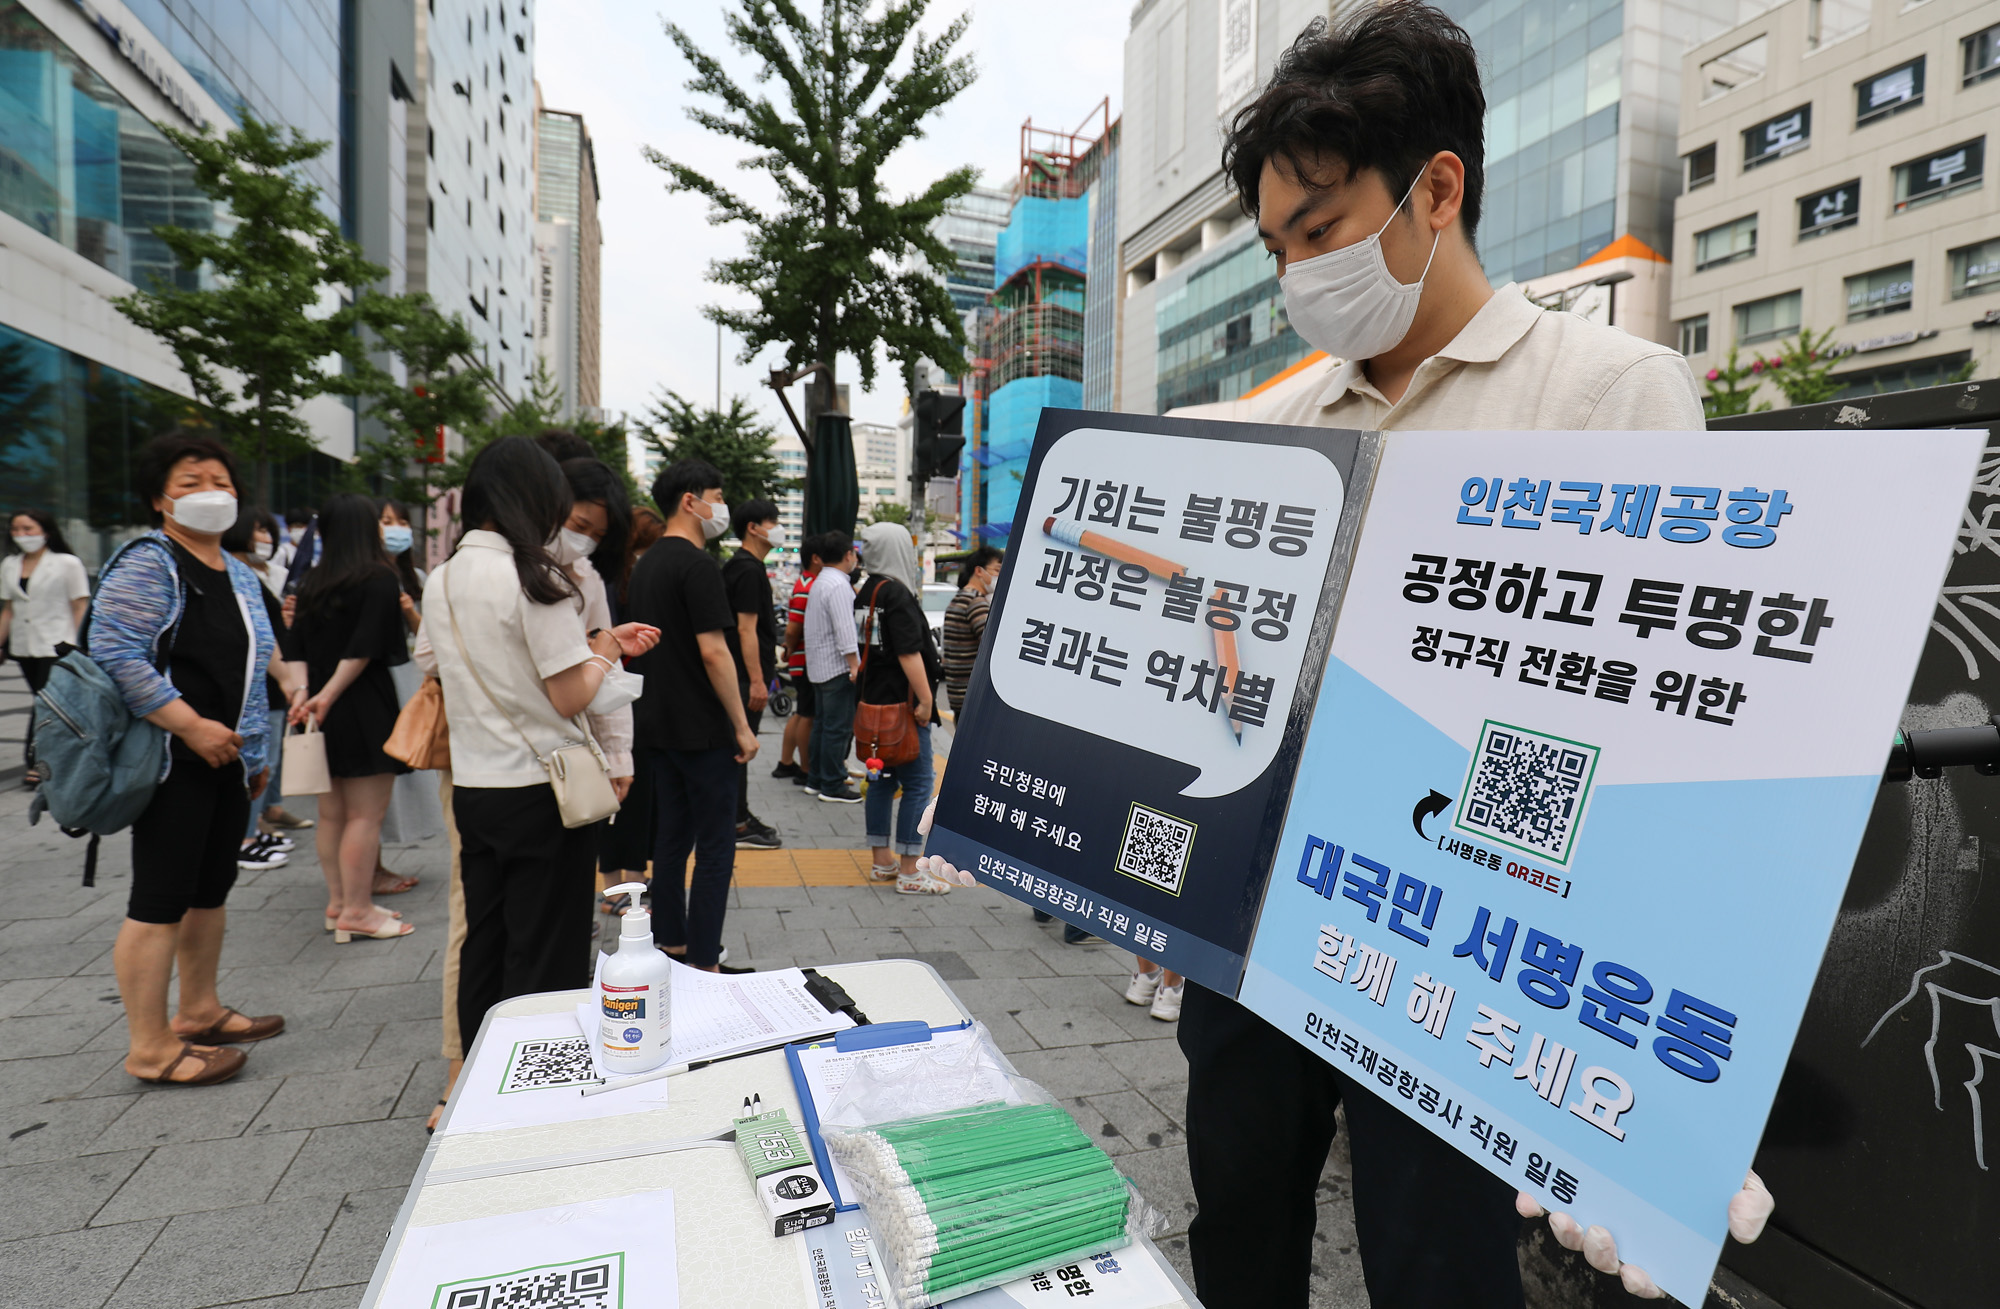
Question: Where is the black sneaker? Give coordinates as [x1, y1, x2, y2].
[793, 773, 812, 788]
[718, 962, 757, 974]
[816, 783, 863, 804]
[736, 821, 783, 850]
[771, 761, 804, 779]
[237, 837, 289, 870]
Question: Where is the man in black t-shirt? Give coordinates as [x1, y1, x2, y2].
[625, 460, 758, 972]
[722, 499, 783, 849]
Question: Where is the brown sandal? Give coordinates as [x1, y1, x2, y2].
[178, 1007, 286, 1045]
[374, 866, 419, 894]
[135, 1041, 247, 1087]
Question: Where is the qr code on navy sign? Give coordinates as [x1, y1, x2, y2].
[433, 1254, 620, 1308]
[497, 1037, 601, 1093]
[1115, 804, 1196, 896]
[1453, 722, 1599, 866]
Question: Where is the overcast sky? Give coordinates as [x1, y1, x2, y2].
[534, 0, 1128, 446]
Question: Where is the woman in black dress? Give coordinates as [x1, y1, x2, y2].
[293, 494, 415, 942]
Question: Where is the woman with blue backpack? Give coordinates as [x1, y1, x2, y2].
[91, 432, 289, 1088]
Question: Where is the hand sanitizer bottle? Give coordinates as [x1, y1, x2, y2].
[598, 883, 672, 1074]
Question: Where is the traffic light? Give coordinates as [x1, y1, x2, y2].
[913, 390, 967, 481]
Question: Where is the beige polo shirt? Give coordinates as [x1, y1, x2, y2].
[1253, 283, 1705, 432]
[415, 530, 595, 789]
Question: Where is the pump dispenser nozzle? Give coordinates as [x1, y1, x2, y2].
[605, 882, 652, 941]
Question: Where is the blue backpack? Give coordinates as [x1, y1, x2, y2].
[27, 538, 174, 885]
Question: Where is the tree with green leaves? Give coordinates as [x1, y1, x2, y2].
[648, 0, 978, 414]
[112, 109, 409, 505]
[1763, 327, 1843, 407]
[642, 391, 784, 514]
[433, 357, 643, 504]
[1700, 346, 1773, 418]
[351, 297, 496, 537]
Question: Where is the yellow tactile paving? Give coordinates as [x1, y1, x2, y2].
[646, 849, 881, 888]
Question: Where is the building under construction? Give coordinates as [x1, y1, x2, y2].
[960, 104, 1119, 537]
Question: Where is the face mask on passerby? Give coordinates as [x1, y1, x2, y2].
[382, 524, 414, 556]
[252, 540, 275, 561]
[552, 527, 598, 565]
[693, 496, 730, 542]
[12, 534, 46, 555]
[165, 489, 239, 535]
[761, 522, 788, 550]
[1279, 165, 1441, 361]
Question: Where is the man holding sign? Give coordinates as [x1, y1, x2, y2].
[929, 4, 1755, 1305]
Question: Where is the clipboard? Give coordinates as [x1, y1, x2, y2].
[785, 1019, 975, 1212]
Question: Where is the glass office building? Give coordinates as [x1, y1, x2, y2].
[1440, 0, 1626, 285]
[1153, 229, 1313, 413]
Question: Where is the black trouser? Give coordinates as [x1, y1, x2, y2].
[452, 783, 597, 1046]
[129, 759, 249, 924]
[1178, 983, 1524, 1309]
[735, 679, 763, 825]
[649, 744, 736, 966]
[18, 655, 55, 767]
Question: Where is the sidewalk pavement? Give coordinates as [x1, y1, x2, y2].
[0, 664, 1387, 1308]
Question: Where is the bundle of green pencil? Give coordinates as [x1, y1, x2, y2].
[824, 1101, 1135, 1307]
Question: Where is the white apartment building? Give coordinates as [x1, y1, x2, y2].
[773, 433, 808, 548]
[414, 0, 538, 399]
[1670, 0, 1999, 395]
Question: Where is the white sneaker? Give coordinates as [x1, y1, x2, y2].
[869, 863, 900, 882]
[1149, 979, 1185, 1022]
[1124, 968, 1162, 1006]
[895, 866, 953, 895]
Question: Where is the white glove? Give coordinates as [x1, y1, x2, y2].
[913, 797, 978, 886]
[1515, 1169, 1772, 1300]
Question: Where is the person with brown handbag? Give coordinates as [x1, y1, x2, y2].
[852, 522, 949, 895]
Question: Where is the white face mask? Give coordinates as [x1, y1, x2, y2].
[762, 523, 788, 549]
[165, 488, 239, 535]
[1278, 167, 1441, 362]
[694, 497, 730, 542]
[587, 661, 644, 715]
[252, 541, 275, 561]
[553, 527, 598, 565]
[12, 534, 46, 555]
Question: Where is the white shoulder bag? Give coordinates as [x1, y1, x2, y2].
[443, 564, 619, 828]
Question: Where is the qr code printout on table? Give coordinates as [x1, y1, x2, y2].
[497, 1036, 601, 1094]
[1115, 803, 1197, 896]
[1454, 722, 1599, 866]
[435, 1254, 621, 1308]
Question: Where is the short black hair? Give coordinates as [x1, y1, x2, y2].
[956, 546, 1003, 588]
[731, 499, 780, 540]
[560, 456, 631, 583]
[136, 429, 238, 526]
[1222, 3, 1485, 244]
[535, 428, 595, 463]
[809, 530, 852, 569]
[652, 460, 724, 519]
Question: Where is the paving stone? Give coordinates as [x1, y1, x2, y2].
[744, 929, 830, 960]
[0, 976, 60, 1018]
[0, 941, 86, 981]
[357, 1018, 439, 1067]
[333, 981, 441, 1026]
[95, 1079, 279, 1150]
[96, 1131, 309, 1224]
[1143, 1081, 1189, 1129]
[0, 1217, 166, 1309]
[767, 904, 861, 931]
[1095, 1036, 1189, 1091]
[980, 1010, 1038, 1054]
[391, 1058, 451, 1120]
[0, 916, 103, 947]
[733, 886, 814, 908]
[299, 1186, 404, 1291]
[0, 1009, 123, 1058]
[232, 1024, 381, 1082]
[102, 1194, 342, 1309]
[248, 1065, 411, 1134]
[0, 1092, 139, 1164]
[0, 1148, 149, 1239]
[947, 976, 1046, 1014]
[1015, 1007, 1133, 1049]
[10, 975, 126, 1018]
[1022, 974, 1126, 1009]
[896, 925, 992, 954]
[269, 1119, 430, 1201]
[822, 927, 914, 957]
[1082, 1088, 1185, 1157]
[178, 1289, 365, 1309]
[900, 951, 977, 981]
[1004, 1045, 1132, 1098]
[1115, 1144, 1200, 1234]
[316, 942, 431, 991]
[960, 949, 1055, 979]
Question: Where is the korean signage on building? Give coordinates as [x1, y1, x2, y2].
[1797, 180, 1857, 237]
[1742, 104, 1810, 168]
[937, 413, 1979, 1304]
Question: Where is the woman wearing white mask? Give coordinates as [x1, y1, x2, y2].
[90, 432, 284, 1086]
[373, 498, 444, 887]
[291, 494, 418, 943]
[1, 508, 91, 785]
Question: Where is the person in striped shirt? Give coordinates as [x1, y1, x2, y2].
[940, 547, 1002, 718]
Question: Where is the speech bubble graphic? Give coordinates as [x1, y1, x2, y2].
[986, 426, 1345, 798]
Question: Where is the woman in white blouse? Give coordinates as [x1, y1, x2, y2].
[2, 510, 92, 785]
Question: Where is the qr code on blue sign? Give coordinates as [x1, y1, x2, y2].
[498, 1037, 601, 1094]
[434, 1254, 620, 1308]
[1454, 721, 1599, 866]
[1115, 803, 1196, 896]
